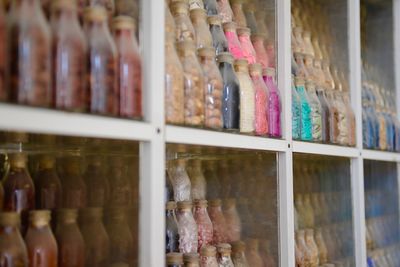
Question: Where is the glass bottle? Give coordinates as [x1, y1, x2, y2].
[165, 32, 185, 125]
[245, 239, 263, 267]
[8, 0, 52, 107]
[166, 201, 180, 253]
[51, 0, 87, 112]
[249, 63, 268, 136]
[230, 0, 246, 27]
[167, 252, 184, 267]
[334, 90, 349, 146]
[231, 241, 249, 267]
[254, 9, 268, 36]
[34, 155, 62, 210]
[305, 229, 319, 267]
[177, 40, 205, 126]
[222, 198, 241, 243]
[190, 8, 213, 49]
[79, 207, 110, 267]
[243, 3, 257, 35]
[60, 156, 86, 209]
[295, 77, 312, 141]
[251, 34, 269, 69]
[263, 68, 282, 138]
[200, 246, 218, 267]
[87, 0, 115, 21]
[265, 38, 276, 69]
[293, 53, 308, 79]
[198, 47, 223, 129]
[259, 240, 275, 267]
[203, 0, 218, 15]
[305, 81, 322, 142]
[84, 155, 109, 207]
[292, 75, 301, 140]
[343, 90, 356, 146]
[0, 212, 28, 266]
[107, 156, 132, 207]
[207, 199, 227, 244]
[176, 201, 198, 253]
[208, 15, 229, 55]
[315, 228, 328, 265]
[377, 106, 387, 150]
[216, 52, 240, 131]
[302, 31, 314, 57]
[292, 27, 305, 54]
[168, 159, 192, 202]
[183, 253, 200, 267]
[326, 88, 340, 144]
[0, 2, 5, 101]
[55, 209, 85, 267]
[112, 16, 142, 118]
[193, 200, 213, 250]
[187, 159, 206, 203]
[216, 243, 234, 267]
[223, 22, 244, 60]
[105, 207, 133, 265]
[295, 230, 309, 267]
[84, 6, 118, 115]
[216, 0, 233, 23]
[234, 59, 255, 134]
[171, 1, 196, 42]
[316, 87, 330, 143]
[3, 152, 35, 232]
[237, 27, 256, 64]
[166, 2, 176, 35]
[25, 210, 58, 267]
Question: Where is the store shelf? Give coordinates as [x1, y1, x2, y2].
[165, 125, 288, 152]
[0, 103, 155, 141]
[292, 141, 360, 158]
[362, 149, 400, 162]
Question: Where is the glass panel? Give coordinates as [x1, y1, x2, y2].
[364, 160, 400, 266]
[293, 154, 355, 266]
[165, 144, 279, 266]
[361, 0, 400, 151]
[164, 0, 282, 138]
[0, 131, 139, 266]
[291, 0, 356, 146]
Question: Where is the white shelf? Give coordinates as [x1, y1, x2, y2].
[292, 141, 360, 158]
[0, 103, 155, 141]
[362, 149, 400, 162]
[166, 125, 288, 152]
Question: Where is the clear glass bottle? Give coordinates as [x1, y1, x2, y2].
[171, 1, 196, 42]
[217, 52, 240, 131]
[231, 241, 249, 267]
[305, 80, 322, 142]
[223, 22, 244, 60]
[203, 161, 220, 199]
[168, 159, 192, 202]
[60, 156, 87, 209]
[326, 88, 340, 144]
[234, 59, 255, 134]
[0, 212, 28, 266]
[217, 243, 234, 267]
[167, 252, 184, 267]
[294, 77, 312, 141]
[190, 8, 213, 49]
[237, 27, 256, 64]
[245, 239, 263, 267]
[316, 86, 331, 143]
[302, 31, 314, 57]
[292, 75, 301, 140]
[295, 230, 309, 267]
[208, 15, 229, 55]
[183, 253, 200, 267]
[84, 6, 118, 115]
[292, 27, 305, 54]
[243, 3, 257, 35]
[263, 68, 282, 138]
[166, 201, 180, 253]
[8, 0, 52, 107]
[187, 159, 206, 203]
[25, 210, 58, 267]
[222, 198, 241, 243]
[293, 53, 308, 79]
[107, 156, 132, 207]
[112, 16, 142, 118]
[249, 63, 268, 136]
[200, 246, 218, 267]
[230, 0, 246, 27]
[176, 201, 198, 253]
[251, 34, 269, 69]
[177, 40, 205, 126]
[265, 37, 275, 69]
[203, 0, 218, 15]
[314, 228, 328, 265]
[165, 32, 185, 125]
[79, 207, 110, 267]
[207, 199, 227, 244]
[193, 200, 213, 250]
[51, 0, 87, 112]
[55, 209, 85, 267]
[84, 156, 109, 207]
[216, 0, 233, 23]
[198, 47, 223, 129]
[305, 229, 319, 267]
[343, 90, 356, 146]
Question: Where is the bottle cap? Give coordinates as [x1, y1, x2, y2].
[64, 156, 81, 172]
[80, 207, 103, 220]
[30, 210, 51, 227]
[166, 201, 177, 210]
[51, 0, 76, 12]
[9, 152, 27, 168]
[106, 207, 127, 220]
[262, 67, 276, 77]
[237, 27, 251, 36]
[194, 199, 207, 208]
[171, 1, 188, 15]
[216, 52, 234, 64]
[166, 252, 184, 265]
[0, 212, 20, 227]
[305, 228, 314, 235]
[222, 198, 236, 209]
[208, 199, 221, 207]
[183, 253, 200, 263]
[200, 245, 217, 257]
[38, 154, 56, 169]
[113, 15, 135, 30]
[294, 76, 305, 86]
[232, 241, 246, 252]
[207, 15, 222, 25]
[57, 209, 78, 223]
[198, 47, 216, 58]
[222, 21, 236, 31]
[177, 201, 193, 210]
[190, 8, 206, 20]
[217, 243, 232, 254]
[249, 63, 262, 74]
[84, 6, 107, 22]
[234, 59, 249, 72]
[305, 80, 315, 89]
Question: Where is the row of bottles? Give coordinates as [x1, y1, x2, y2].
[294, 156, 355, 266]
[165, 0, 282, 137]
[0, 132, 139, 266]
[165, 148, 278, 266]
[364, 161, 400, 267]
[0, 0, 142, 118]
[291, 0, 356, 146]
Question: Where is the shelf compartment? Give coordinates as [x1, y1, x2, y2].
[166, 125, 288, 152]
[0, 103, 154, 141]
[292, 141, 359, 158]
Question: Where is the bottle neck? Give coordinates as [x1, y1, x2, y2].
[53, 8, 78, 22]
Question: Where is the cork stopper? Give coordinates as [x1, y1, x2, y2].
[166, 252, 184, 265]
[9, 152, 27, 168]
[217, 243, 232, 255]
[249, 63, 262, 75]
[237, 27, 251, 36]
[38, 154, 56, 169]
[183, 253, 200, 264]
[106, 207, 127, 221]
[294, 76, 305, 87]
[208, 199, 222, 207]
[177, 201, 193, 210]
[222, 21, 237, 32]
[190, 8, 206, 20]
[194, 199, 208, 208]
[251, 33, 266, 42]
[295, 229, 305, 237]
[198, 46, 216, 58]
[234, 59, 249, 72]
[80, 207, 103, 220]
[177, 40, 196, 52]
[293, 52, 304, 60]
[222, 198, 236, 209]
[305, 228, 314, 236]
[84, 6, 107, 22]
[207, 15, 222, 25]
[30, 210, 51, 227]
[113, 16, 136, 30]
[0, 212, 20, 227]
[217, 52, 234, 64]
[166, 201, 177, 210]
[200, 245, 217, 257]
[305, 80, 315, 89]
[57, 209, 78, 224]
[232, 241, 246, 252]
[171, 1, 188, 15]
[51, 0, 77, 11]
[263, 67, 275, 78]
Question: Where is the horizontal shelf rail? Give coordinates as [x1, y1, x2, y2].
[362, 149, 400, 162]
[292, 141, 360, 158]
